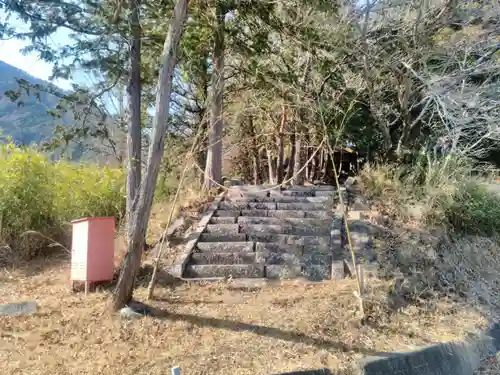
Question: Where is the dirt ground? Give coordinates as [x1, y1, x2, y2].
[0, 256, 489, 375]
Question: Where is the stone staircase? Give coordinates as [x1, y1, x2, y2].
[181, 185, 346, 281]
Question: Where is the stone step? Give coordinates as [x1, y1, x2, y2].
[238, 216, 331, 227]
[227, 196, 333, 204]
[270, 190, 316, 197]
[269, 188, 336, 198]
[266, 264, 302, 279]
[240, 209, 306, 218]
[204, 224, 239, 234]
[199, 233, 247, 242]
[182, 277, 270, 286]
[302, 264, 331, 281]
[241, 223, 330, 236]
[256, 242, 337, 258]
[190, 252, 258, 265]
[315, 190, 336, 197]
[219, 201, 277, 210]
[196, 241, 254, 253]
[304, 211, 333, 219]
[184, 264, 265, 278]
[266, 259, 332, 281]
[239, 209, 267, 217]
[227, 185, 272, 200]
[184, 262, 334, 281]
[246, 233, 330, 247]
[213, 210, 241, 218]
[289, 186, 335, 192]
[209, 216, 237, 224]
[256, 242, 303, 265]
[276, 202, 329, 211]
[256, 242, 303, 254]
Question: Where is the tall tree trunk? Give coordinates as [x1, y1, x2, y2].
[276, 104, 286, 183]
[267, 148, 277, 184]
[248, 115, 260, 184]
[203, 2, 225, 190]
[305, 148, 310, 182]
[292, 130, 304, 185]
[126, 0, 142, 238]
[285, 129, 296, 181]
[196, 118, 208, 184]
[196, 60, 209, 185]
[253, 153, 260, 185]
[320, 149, 327, 181]
[310, 146, 318, 181]
[112, 0, 189, 310]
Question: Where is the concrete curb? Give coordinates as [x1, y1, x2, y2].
[170, 191, 226, 278]
[356, 324, 500, 375]
[0, 301, 37, 316]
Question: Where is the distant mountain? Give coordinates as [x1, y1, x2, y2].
[0, 60, 66, 145]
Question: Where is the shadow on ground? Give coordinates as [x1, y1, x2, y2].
[126, 301, 392, 358]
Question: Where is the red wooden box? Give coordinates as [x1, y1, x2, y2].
[71, 217, 115, 293]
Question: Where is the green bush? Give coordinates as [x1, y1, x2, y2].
[445, 182, 500, 236]
[0, 143, 125, 258]
[359, 154, 500, 237]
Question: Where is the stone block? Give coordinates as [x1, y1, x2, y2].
[219, 201, 249, 210]
[241, 209, 268, 217]
[204, 224, 239, 234]
[209, 216, 237, 224]
[303, 243, 331, 255]
[257, 243, 303, 265]
[314, 185, 335, 191]
[247, 233, 288, 243]
[286, 235, 330, 247]
[331, 261, 345, 280]
[305, 196, 333, 203]
[248, 202, 277, 210]
[255, 242, 303, 256]
[184, 264, 264, 278]
[267, 210, 305, 218]
[305, 211, 333, 219]
[315, 190, 335, 197]
[242, 224, 286, 234]
[199, 233, 247, 242]
[266, 264, 302, 279]
[279, 190, 315, 197]
[227, 185, 269, 199]
[214, 210, 241, 217]
[190, 252, 256, 265]
[238, 216, 280, 225]
[302, 263, 331, 281]
[283, 224, 330, 236]
[302, 254, 332, 281]
[277, 202, 326, 211]
[196, 242, 254, 253]
[0, 301, 37, 317]
[283, 218, 331, 227]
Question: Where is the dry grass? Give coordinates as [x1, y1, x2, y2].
[148, 186, 213, 245]
[0, 259, 489, 375]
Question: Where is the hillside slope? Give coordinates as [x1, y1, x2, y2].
[0, 60, 65, 145]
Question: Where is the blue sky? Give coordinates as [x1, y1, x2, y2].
[0, 12, 98, 92]
[0, 32, 121, 117]
[0, 35, 74, 90]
